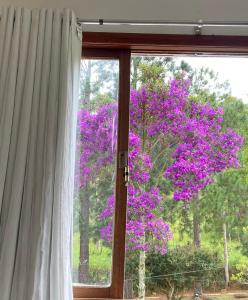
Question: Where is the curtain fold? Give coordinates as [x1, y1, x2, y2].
[0, 7, 82, 300]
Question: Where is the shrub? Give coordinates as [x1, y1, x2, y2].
[231, 256, 248, 284]
[125, 246, 224, 299]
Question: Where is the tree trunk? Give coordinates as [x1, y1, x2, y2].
[124, 280, 134, 299]
[79, 189, 90, 283]
[84, 61, 92, 105]
[132, 57, 141, 89]
[194, 280, 202, 300]
[165, 278, 175, 300]
[193, 202, 202, 300]
[223, 222, 229, 289]
[193, 210, 201, 249]
[139, 250, 146, 300]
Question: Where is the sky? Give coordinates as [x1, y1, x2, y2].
[176, 56, 248, 104]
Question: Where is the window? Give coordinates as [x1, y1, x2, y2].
[124, 54, 248, 300]
[74, 35, 248, 299]
[73, 50, 130, 299]
[74, 58, 119, 287]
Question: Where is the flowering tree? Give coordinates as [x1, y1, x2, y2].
[77, 75, 243, 296]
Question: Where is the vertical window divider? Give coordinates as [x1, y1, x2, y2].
[110, 50, 131, 299]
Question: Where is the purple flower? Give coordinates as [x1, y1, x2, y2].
[77, 76, 244, 255]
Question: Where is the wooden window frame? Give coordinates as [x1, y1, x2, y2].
[74, 32, 248, 300]
[74, 49, 131, 300]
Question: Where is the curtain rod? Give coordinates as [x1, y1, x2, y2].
[77, 19, 248, 35]
[77, 19, 248, 27]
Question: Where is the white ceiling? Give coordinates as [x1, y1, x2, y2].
[1, 0, 248, 35]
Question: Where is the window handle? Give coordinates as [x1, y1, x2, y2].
[119, 151, 129, 187]
[124, 165, 129, 187]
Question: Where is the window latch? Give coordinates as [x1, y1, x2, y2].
[119, 151, 129, 186]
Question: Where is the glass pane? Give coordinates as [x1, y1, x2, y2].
[73, 59, 119, 286]
[125, 55, 248, 300]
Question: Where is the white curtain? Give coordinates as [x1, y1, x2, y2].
[0, 7, 81, 300]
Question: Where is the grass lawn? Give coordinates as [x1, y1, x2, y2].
[73, 232, 112, 271]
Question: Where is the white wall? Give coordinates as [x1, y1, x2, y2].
[0, 0, 248, 35]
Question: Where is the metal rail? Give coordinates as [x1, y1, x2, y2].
[76, 19, 248, 35]
[77, 19, 248, 27]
